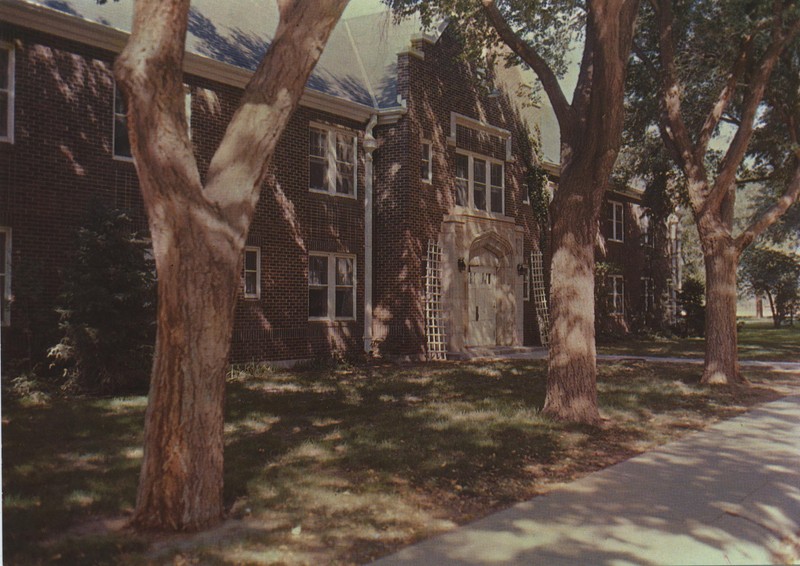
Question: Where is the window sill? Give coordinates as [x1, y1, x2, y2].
[113, 154, 135, 163]
[308, 318, 357, 324]
[309, 188, 357, 200]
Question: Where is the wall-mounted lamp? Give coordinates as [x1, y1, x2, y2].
[457, 257, 467, 272]
[517, 263, 526, 276]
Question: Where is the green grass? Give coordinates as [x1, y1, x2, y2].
[4, 360, 799, 565]
[598, 319, 800, 361]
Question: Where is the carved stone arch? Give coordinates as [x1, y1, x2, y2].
[468, 231, 514, 267]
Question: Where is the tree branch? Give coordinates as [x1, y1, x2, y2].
[694, 35, 753, 163]
[204, 0, 349, 234]
[115, 0, 202, 210]
[705, 12, 800, 218]
[655, 0, 707, 214]
[480, 0, 575, 132]
[735, 154, 800, 251]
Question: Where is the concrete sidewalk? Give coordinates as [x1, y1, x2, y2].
[373, 396, 800, 565]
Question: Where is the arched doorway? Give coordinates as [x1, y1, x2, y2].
[466, 232, 513, 347]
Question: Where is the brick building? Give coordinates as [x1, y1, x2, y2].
[0, 0, 677, 369]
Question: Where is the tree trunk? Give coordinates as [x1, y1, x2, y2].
[700, 237, 745, 385]
[764, 290, 779, 328]
[113, 0, 350, 532]
[132, 201, 241, 531]
[543, 168, 601, 424]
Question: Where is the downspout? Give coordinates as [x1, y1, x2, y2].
[363, 114, 378, 354]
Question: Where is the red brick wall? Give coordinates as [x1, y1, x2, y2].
[371, 29, 543, 357]
[597, 192, 673, 332]
[0, 23, 367, 368]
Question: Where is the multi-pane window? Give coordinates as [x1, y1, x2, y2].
[421, 141, 432, 183]
[243, 247, 260, 299]
[309, 128, 328, 191]
[0, 43, 14, 143]
[0, 227, 10, 326]
[608, 274, 625, 316]
[473, 158, 487, 210]
[641, 214, 654, 248]
[309, 125, 357, 197]
[491, 163, 503, 213]
[641, 277, 654, 312]
[608, 201, 624, 242]
[308, 253, 356, 320]
[454, 151, 504, 214]
[455, 153, 469, 206]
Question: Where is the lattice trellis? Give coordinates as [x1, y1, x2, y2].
[424, 240, 447, 360]
[531, 251, 550, 348]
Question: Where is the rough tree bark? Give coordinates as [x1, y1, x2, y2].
[114, 0, 349, 531]
[654, 0, 800, 385]
[482, 0, 640, 423]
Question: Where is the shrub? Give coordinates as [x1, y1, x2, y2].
[675, 276, 705, 337]
[48, 202, 156, 394]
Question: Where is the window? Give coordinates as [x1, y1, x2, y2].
[641, 277, 654, 312]
[114, 82, 191, 160]
[0, 43, 14, 143]
[454, 151, 504, 214]
[608, 274, 624, 316]
[309, 125, 357, 197]
[641, 214, 654, 248]
[421, 140, 432, 183]
[0, 227, 10, 326]
[113, 83, 132, 159]
[608, 201, 624, 242]
[522, 265, 531, 302]
[308, 253, 356, 320]
[243, 247, 260, 299]
[455, 153, 469, 206]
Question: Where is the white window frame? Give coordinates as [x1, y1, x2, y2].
[1, 42, 16, 144]
[308, 252, 357, 321]
[309, 123, 358, 199]
[608, 200, 624, 242]
[421, 139, 433, 184]
[608, 274, 625, 316]
[641, 276, 654, 312]
[454, 149, 505, 215]
[243, 246, 261, 300]
[0, 227, 11, 326]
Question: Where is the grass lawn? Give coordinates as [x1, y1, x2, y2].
[4, 359, 800, 565]
[598, 319, 800, 361]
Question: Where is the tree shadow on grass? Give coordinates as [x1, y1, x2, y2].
[2, 395, 146, 564]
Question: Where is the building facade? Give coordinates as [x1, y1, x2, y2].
[0, 0, 674, 370]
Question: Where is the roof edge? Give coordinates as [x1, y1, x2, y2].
[1, 0, 382, 124]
